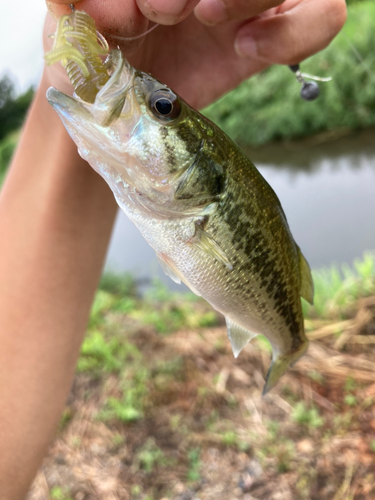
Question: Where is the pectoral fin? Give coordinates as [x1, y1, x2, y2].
[297, 245, 314, 305]
[263, 339, 308, 395]
[174, 153, 225, 204]
[226, 317, 257, 358]
[192, 226, 233, 271]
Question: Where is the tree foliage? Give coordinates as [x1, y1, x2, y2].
[0, 76, 34, 141]
[0, 132, 18, 184]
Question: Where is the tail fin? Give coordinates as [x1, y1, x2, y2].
[262, 340, 308, 395]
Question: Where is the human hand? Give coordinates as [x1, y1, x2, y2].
[45, 0, 347, 109]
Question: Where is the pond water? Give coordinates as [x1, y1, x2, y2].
[104, 128, 375, 288]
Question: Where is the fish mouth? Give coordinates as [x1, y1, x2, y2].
[46, 48, 138, 154]
[47, 87, 91, 120]
[47, 87, 99, 152]
[47, 50, 135, 128]
[47, 51, 139, 188]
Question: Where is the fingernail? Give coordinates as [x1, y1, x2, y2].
[144, 0, 195, 22]
[48, 0, 82, 4]
[195, 0, 227, 25]
[235, 35, 258, 59]
[46, 1, 73, 20]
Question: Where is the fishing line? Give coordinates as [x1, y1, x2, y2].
[69, 2, 159, 42]
[105, 23, 159, 42]
[342, 32, 375, 83]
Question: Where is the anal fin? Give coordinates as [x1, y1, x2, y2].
[226, 317, 257, 358]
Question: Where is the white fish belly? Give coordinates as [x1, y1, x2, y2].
[126, 210, 297, 353]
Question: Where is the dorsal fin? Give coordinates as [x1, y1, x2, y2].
[297, 245, 314, 305]
[226, 317, 257, 358]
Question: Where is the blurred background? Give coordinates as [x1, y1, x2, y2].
[3, 1, 375, 499]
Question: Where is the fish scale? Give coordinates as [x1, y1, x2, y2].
[45, 10, 314, 394]
[121, 134, 306, 356]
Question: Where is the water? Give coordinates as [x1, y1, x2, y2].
[105, 129, 375, 287]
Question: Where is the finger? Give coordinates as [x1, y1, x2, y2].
[45, 0, 148, 54]
[46, 0, 84, 20]
[47, 0, 82, 3]
[135, 0, 200, 25]
[195, 0, 282, 26]
[46, 1, 74, 19]
[234, 0, 347, 65]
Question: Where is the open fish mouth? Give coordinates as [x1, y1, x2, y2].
[46, 51, 142, 186]
[47, 50, 136, 129]
[46, 50, 179, 205]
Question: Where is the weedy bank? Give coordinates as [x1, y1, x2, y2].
[27, 253, 375, 500]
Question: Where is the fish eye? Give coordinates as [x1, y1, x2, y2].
[150, 90, 181, 121]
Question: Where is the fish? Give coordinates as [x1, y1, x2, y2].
[45, 11, 314, 394]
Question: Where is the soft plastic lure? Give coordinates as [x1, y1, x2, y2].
[45, 10, 109, 103]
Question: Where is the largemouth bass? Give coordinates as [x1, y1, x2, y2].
[46, 11, 314, 394]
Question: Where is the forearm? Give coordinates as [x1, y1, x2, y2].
[0, 72, 117, 499]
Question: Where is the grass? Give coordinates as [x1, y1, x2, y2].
[103, 277, 219, 334]
[291, 402, 325, 430]
[204, 1, 375, 146]
[302, 252, 375, 319]
[99, 271, 139, 298]
[136, 438, 169, 473]
[27, 249, 375, 499]
[49, 487, 73, 500]
[187, 448, 201, 482]
[77, 277, 222, 426]
[97, 366, 150, 423]
[257, 421, 296, 474]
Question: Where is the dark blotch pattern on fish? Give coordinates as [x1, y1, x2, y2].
[176, 120, 203, 157]
[175, 152, 225, 202]
[211, 142, 304, 351]
[160, 127, 179, 173]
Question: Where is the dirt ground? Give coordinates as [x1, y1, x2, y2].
[27, 296, 375, 500]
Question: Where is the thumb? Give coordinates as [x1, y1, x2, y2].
[46, 0, 82, 20]
[234, 0, 347, 65]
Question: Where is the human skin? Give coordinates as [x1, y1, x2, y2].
[45, 0, 347, 107]
[0, 1, 346, 498]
